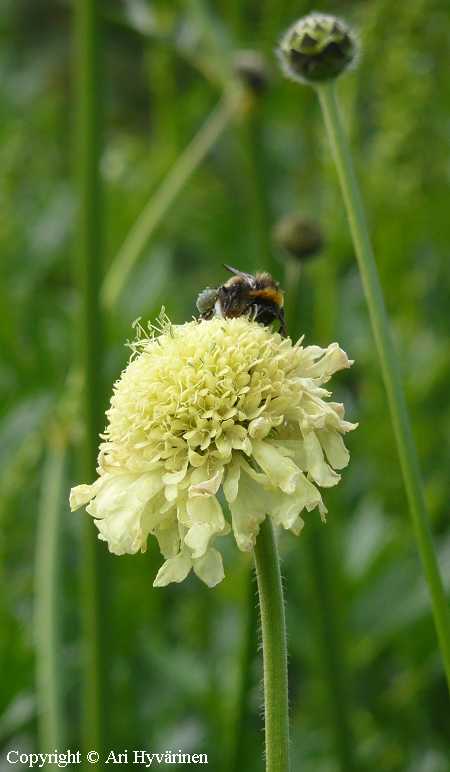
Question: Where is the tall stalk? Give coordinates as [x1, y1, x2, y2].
[316, 81, 450, 689]
[287, 256, 355, 770]
[102, 92, 240, 310]
[239, 101, 274, 274]
[74, 0, 107, 752]
[228, 571, 258, 772]
[35, 436, 67, 751]
[254, 518, 290, 772]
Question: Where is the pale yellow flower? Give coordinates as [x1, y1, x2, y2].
[70, 315, 356, 587]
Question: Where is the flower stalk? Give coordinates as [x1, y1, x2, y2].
[74, 0, 107, 752]
[286, 258, 356, 771]
[316, 80, 450, 688]
[254, 518, 290, 772]
[101, 91, 241, 310]
[35, 436, 67, 752]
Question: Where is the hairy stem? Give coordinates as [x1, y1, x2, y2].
[317, 81, 450, 690]
[254, 518, 290, 772]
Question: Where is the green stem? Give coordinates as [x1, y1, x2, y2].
[307, 523, 355, 770]
[101, 93, 240, 310]
[317, 82, 450, 689]
[34, 438, 67, 751]
[239, 101, 274, 274]
[75, 0, 107, 753]
[254, 518, 290, 772]
[229, 568, 258, 772]
[288, 261, 355, 770]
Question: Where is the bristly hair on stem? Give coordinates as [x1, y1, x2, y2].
[254, 518, 290, 772]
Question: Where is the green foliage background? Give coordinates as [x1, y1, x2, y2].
[1, 1, 449, 770]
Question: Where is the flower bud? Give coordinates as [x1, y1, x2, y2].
[278, 13, 357, 84]
[274, 214, 323, 261]
[233, 49, 269, 95]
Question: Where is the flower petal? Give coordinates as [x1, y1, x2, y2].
[189, 467, 224, 497]
[154, 517, 180, 558]
[193, 548, 225, 587]
[223, 457, 241, 504]
[268, 471, 322, 530]
[153, 553, 192, 587]
[186, 494, 225, 530]
[317, 429, 350, 470]
[252, 440, 300, 494]
[303, 431, 340, 487]
[228, 471, 268, 551]
[69, 482, 99, 511]
[184, 523, 215, 558]
[248, 416, 272, 439]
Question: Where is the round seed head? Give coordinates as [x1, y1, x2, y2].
[278, 13, 357, 84]
[274, 214, 324, 261]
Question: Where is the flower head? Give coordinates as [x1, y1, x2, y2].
[70, 314, 356, 587]
[278, 13, 357, 84]
[274, 214, 324, 262]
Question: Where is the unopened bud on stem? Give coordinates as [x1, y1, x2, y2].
[274, 214, 324, 262]
[278, 13, 357, 84]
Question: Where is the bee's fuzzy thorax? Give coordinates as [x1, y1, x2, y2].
[249, 287, 284, 307]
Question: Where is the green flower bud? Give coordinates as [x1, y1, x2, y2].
[233, 50, 269, 95]
[278, 13, 357, 84]
[274, 214, 323, 261]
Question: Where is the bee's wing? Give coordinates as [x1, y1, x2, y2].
[223, 264, 257, 286]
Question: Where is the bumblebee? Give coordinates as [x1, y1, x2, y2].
[196, 265, 287, 337]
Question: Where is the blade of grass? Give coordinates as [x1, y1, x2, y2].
[228, 568, 258, 772]
[317, 81, 450, 690]
[238, 98, 275, 274]
[74, 0, 108, 753]
[34, 434, 67, 751]
[101, 91, 241, 311]
[287, 256, 356, 771]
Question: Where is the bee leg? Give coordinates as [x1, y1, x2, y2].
[249, 304, 259, 322]
[278, 307, 287, 337]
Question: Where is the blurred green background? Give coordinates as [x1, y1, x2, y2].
[1, 0, 449, 770]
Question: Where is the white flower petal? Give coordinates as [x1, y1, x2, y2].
[153, 553, 192, 587]
[184, 523, 215, 558]
[248, 416, 272, 439]
[162, 463, 188, 485]
[223, 458, 241, 504]
[252, 440, 300, 494]
[186, 494, 225, 530]
[154, 518, 180, 558]
[193, 548, 225, 587]
[229, 471, 268, 551]
[189, 467, 224, 497]
[318, 429, 350, 470]
[87, 472, 165, 555]
[303, 431, 340, 487]
[303, 342, 352, 382]
[268, 471, 322, 530]
[69, 482, 99, 511]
